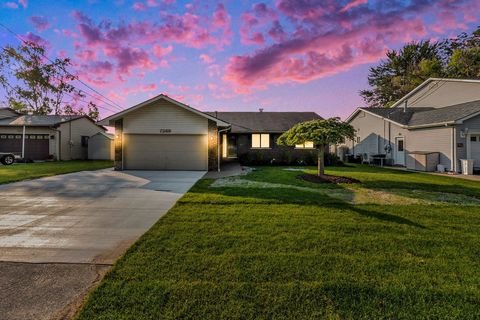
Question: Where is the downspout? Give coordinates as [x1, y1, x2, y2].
[53, 129, 62, 161]
[69, 121, 72, 160]
[217, 127, 230, 172]
[21, 125, 26, 160]
[452, 126, 457, 172]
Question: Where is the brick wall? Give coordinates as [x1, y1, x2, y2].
[208, 119, 218, 171]
[114, 119, 123, 170]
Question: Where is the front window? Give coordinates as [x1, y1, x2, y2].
[397, 139, 404, 152]
[251, 133, 270, 148]
[295, 141, 314, 149]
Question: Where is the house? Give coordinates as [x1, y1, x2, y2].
[98, 94, 321, 171]
[342, 78, 480, 172]
[0, 108, 106, 161]
[88, 132, 114, 160]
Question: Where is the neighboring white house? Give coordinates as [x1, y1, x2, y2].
[0, 108, 106, 161]
[342, 78, 480, 172]
[88, 131, 114, 160]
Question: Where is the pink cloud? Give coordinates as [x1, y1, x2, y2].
[122, 83, 158, 95]
[22, 32, 50, 48]
[104, 46, 155, 75]
[75, 50, 97, 62]
[29, 16, 50, 32]
[226, 0, 475, 89]
[18, 0, 27, 8]
[199, 54, 214, 64]
[340, 0, 368, 13]
[152, 44, 173, 58]
[240, 3, 279, 45]
[132, 2, 146, 10]
[4, 2, 18, 9]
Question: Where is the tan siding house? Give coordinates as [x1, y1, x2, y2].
[99, 94, 322, 171]
[0, 110, 106, 161]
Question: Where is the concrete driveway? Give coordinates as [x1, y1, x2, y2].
[0, 169, 204, 320]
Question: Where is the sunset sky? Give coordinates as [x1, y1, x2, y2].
[0, 0, 479, 119]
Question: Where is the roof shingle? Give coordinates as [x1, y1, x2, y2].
[205, 112, 322, 133]
[361, 100, 480, 127]
[0, 115, 83, 126]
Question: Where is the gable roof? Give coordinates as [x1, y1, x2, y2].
[348, 100, 480, 128]
[92, 131, 114, 140]
[205, 112, 322, 133]
[391, 78, 480, 109]
[0, 107, 20, 118]
[98, 94, 230, 127]
[0, 114, 84, 126]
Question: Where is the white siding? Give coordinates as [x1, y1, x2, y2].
[346, 110, 453, 169]
[58, 118, 104, 160]
[347, 111, 406, 160]
[88, 134, 114, 160]
[403, 81, 480, 109]
[458, 115, 480, 169]
[405, 127, 453, 170]
[123, 100, 208, 135]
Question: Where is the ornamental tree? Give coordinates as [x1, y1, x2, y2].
[277, 118, 355, 176]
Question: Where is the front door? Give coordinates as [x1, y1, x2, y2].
[227, 135, 237, 158]
[395, 137, 405, 166]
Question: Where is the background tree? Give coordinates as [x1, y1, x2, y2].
[277, 118, 355, 176]
[0, 41, 99, 119]
[361, 27, 480, 108]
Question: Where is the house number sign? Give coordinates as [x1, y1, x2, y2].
[159, 129, 172, 133]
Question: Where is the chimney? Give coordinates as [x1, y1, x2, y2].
[403, 100, 408, 113]
[215, 111, 218, 118]
[259, 108, 264, 113]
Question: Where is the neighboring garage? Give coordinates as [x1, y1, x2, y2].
[0, 133, 50, 160]
[99, 94, 229, 171]
[0, 108, 107, 161]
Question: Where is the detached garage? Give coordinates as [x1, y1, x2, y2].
[99, 95, 229, 171]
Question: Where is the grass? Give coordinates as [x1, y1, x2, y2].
[0, 160, 113, 184]
[76, 165, 480, 319]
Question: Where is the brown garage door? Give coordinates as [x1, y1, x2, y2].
[123, 134, 208, 170]
[0, 133, 50, 160]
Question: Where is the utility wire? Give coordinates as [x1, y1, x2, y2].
[0, 53, 120, 114]
[409, 79, 447, 107]
[0, 22, 124, 112]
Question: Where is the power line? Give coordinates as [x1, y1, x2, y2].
[409, 80, 447, 107]
[0, 22, 124, 112]
[0, 52, 120, 114]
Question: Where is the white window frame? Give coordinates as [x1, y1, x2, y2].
[251, 133, 270, 148]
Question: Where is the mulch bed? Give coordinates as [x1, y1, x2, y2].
[297, 173, 360, 184]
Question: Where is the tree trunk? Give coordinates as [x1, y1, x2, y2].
[317, 146, 325, 176]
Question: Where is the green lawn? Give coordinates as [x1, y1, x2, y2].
[77, 165, 480, 319]
[0, 160, 113, 184]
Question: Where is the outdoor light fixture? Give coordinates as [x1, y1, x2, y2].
[460, 128, 468, 138]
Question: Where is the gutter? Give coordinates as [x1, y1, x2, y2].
[356, 107, 458, 129]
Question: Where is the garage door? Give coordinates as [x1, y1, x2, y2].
[0, 133, 50, 160]
[123, 134, 208, 170]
